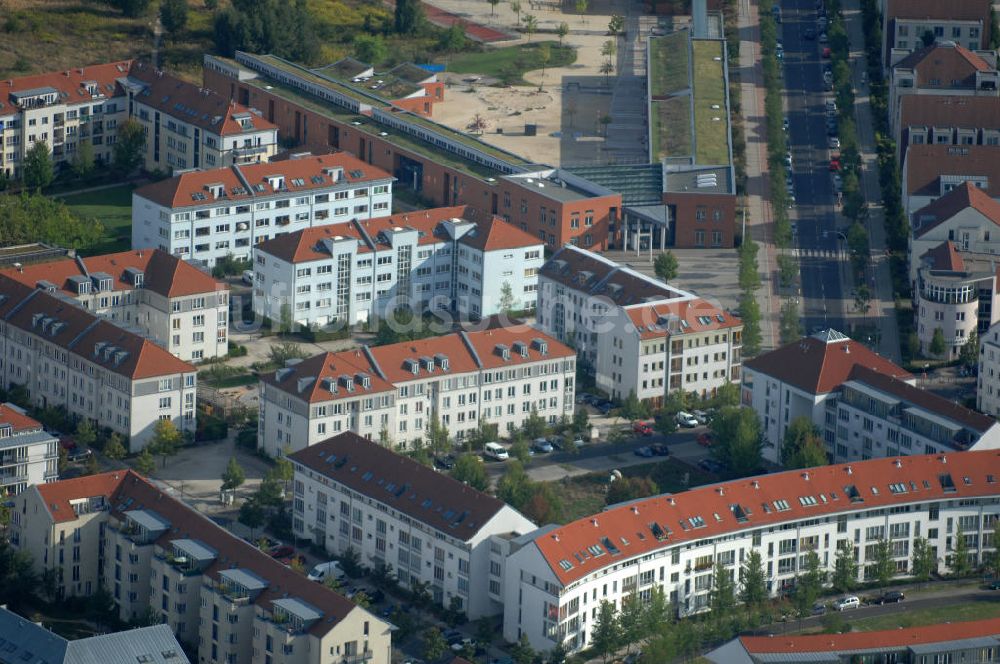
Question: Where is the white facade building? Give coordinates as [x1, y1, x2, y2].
[0, 275, 197, 452]
[0, 403, 57, 495]
[253, 206, 545, 327]
[290, 432, 537, 618]
[743, 329, 1000, 464]
[258, 323, 575, 456]
[131, 153, 394, 268]
[537, 245, 743, 406]
[978, 320, 1000, 417]
[1, 249, 229, 362]
[11, 470, 392, 663]
[503, 451, 1000, 653]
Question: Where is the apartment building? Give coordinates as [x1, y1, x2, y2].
[503, 451, 1000, 652]
[289, 433, 537, 617]
[253, 206, 544, 327]
[978, 321, 1000, 417]
[896, 95, 1000, 158]
[0, 402, 57, 495]
[258, 323, 575, 456]
[902, 144, 1000, 217]
[201, 54, 623, 251]
[536, 245, 742, 406]
[710, 618, 1000, 663]
[883, 0, 992, 65]
[889, 42, 999, 136]
[0, 275, 197, 451]
[124, 62, 279, 173]
[0, 606, 188, 664]
[910, 181, 1000, 286]
[132, 153, 394, 268]
[914, 241, 1000, 357]
[0, 61, 131, 179]
[743, 329, 1000, 464]
[11, 470, 392, 664]
[1, 248, 229, 362]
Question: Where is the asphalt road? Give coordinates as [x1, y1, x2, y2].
[781, 0, 848, 334]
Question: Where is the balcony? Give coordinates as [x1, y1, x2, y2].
[341, 652, 375, 664]
[232, 145, 269, 157]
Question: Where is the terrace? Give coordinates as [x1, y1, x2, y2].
[691, 40, 731, 166]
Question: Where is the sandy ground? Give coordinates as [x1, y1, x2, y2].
[429, 0, 631, 166]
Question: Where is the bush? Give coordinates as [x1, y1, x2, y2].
[227, 342, 248, 357]
[196, 415, 228, 442]
[236, 426, 258, 450]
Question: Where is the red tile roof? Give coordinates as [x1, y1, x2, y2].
[541, 245, 688, 307]
[899, 95, 1000, 135]
[128, 62, 276, 137]
[741, 617, 1000, 654]
[626, 299, 742, 340]
[133, 153, 391, 209]
[370, 333, 481, 384]
[743, 332, 912, 395]
[913, 181, 1000, 237]
[534, 450, 1000, 586]
[35, 470, 130, 523]
[905, 145, 1000, 198]
[0, 249, 224, 299]
[0, 61, 131, 117]
[921, 239, 967, 271]
[0, 404, 42, 434]
[460, 324, 575, 371]
[886, 0, 990, 24]
[259, 351, 395, 404]
[894, 42, 993, 87]
[459, 217, 542, 252]
[289, 433, 520, 541]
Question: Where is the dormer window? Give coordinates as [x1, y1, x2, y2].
[405, 359, 419, 375]
[435, 354, 449, 371]
[513, 341, 528, 358]
[0, 426, 11, 439]
[496, 344, 511, 361]
[266, 175, 285, 190]
[358, 373, 371, 389]
[341, 375, 354, 392]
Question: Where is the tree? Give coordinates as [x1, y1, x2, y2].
[782, 416, 824, 468]
[422, 627, 447, 661]
[510, 634, 536, 664]
[794, 550, 825, 617]
[872, 538, 895, 588]
[929, 327, 947, 356]
[488, 0, 500, 16]
[739, 549, 767, 614]
[22, 140, 53, 191]
[738, 237, 761, 291]
[509, 437, 531, 465]
[238, 499, 265, 539]
[618, 593, 645, 655]
[572, 408, 590, 435]
[134, 448, 155, 476]
[575, 0, 589, 14]
[619, 390, 649, 421]
[538, 42, 551, 90]
[113, 118, 146, 175]
[109, 0, 151, 18]
[921, 29, 935, 46]
[556, 21, 569, 45]
[951, 526, 972, 578]
[150, 419, 181, 468]
[911, 536, 936, 584]
[395, 0, 424, 34]
[991, 520, 1000, 577]
[709, 561, 736, 621]
[70, 140, 95, 179]
[960, 329, 979, 368]
[779, 299, 803, 344]
[713, 382, 740, 409]
[590, 600, 621, 663]
[221, 457, 246, 492]
[354, 34, 387, 64]
[438, 22, 466, 52]
[499, 281, 515, 314]
[75, 419, 98, 451]
[160, 0, 189, 38]
[273, 445, 294, 493]
[605, 476, 658, 506]
[510, 0, 522, 25]
[654, 251, 679, 282]
[425, 412, 450, 453]
[832, 542, 859, 593]
[85, 454, 100, 476]
[496, 461, 532, 508]
[608, 14, 625, 39]
[600, 60, 615, 85]
[255, 471, 285, 508]
[642, 586, 672, 644]
[268, 342, 308, 367]
[523, 406, 547, 439]
[854, 283, 871, 316]
[466, 419, 498, 452]
[450, 453, 489, 491]
[103, 433, 127, 461]
[710, 406, 763, 476]
[523, 14, 537, 40]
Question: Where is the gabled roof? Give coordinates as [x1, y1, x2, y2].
[533, 450, 1000, 586]
[460, 324, 575, 370]
[0, 249, 224, 299]
[0, 403, 43, 434]
[35, 471, 129, 523]
[133, 153, 391, 209]
[913, 181, 1000, 237]
[886, 0, 990, 23]
[259, 351, 394, 404]
[743, 329, 911, 395]
[0, 61, 131, 117]
[625, 299, 742, 339]
[894, 41, 993, 87]
[289, 433, 525, 542]
[740, 617, 1000, 655]
[456, 216, 542, 252]
[905, 145, 1000, 198]
[921, 239, 967, 271]
[128, 62, 277, 136]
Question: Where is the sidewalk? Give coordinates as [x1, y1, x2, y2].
[737, 0, 779, 350]
[841, 0, 902, 363]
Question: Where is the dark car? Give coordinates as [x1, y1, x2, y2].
[269, 545, 294, 559]
[634, 446, 654, 458]
[434, 454, 456, 470]
[698, 458, 724, 474]
[650, 443, 670, 456]
[804, 27, 816, 39]
[875, 591, 905, 604]
[66, 446, 92, 462]
[812, 602, 828, 616]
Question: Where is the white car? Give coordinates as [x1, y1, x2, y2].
[242, 269, 254, 285]
[835, 596, 861, 611]
[675, 411, 699, 428]
[828, 136, 841, 149]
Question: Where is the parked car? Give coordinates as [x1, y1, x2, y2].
[834, 596, 861, 611]
[782, 116, 790, 131]
[634, 446, 654, 458]
[875, 590, 905, 604]
[572, 437, 586, 448]
[828, 136, 841, 149]
[66, 446, 91, 462]
[281, 554, 306, 569]
[434, 454, 456, 470]
[697, 432, 714, 447]
[532, 438, 554, 453]
[632, 421, 654, 436]
[988, 579, 1000, 590]
[812, 602, 828, 615]
[269, 545, 294, 559]
[308, 561, 346, 583]
[367, 588, 386, 604]
[818, 31, 828, 43]
[698, 458, 724, 474]
[692, 410, 709, 425]
[484, 442, 509, 461]
[242, 269, 254, 285]
[675, 411, 699, 428]
[650, 443, 670, 456]
[829, 158, 841, 172]
[804, 27, 816, 39]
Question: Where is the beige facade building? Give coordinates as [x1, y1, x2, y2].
[12, 470, 392, 664]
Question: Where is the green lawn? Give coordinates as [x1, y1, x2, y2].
[649, 32, 691, 97]
[651, 96, 693, 160]
[691, 40, 731, 166]
[443, 42, 577, 84]
[847, 599, 1000, 632]
[60, 184, 136, 256]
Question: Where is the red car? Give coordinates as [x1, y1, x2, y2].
[269, 545, 294, 559]
[697, 432, 715, 447]
[829, 159, 840, 172]
[822, 47, 832, 58]
[632, 421, 654, 436]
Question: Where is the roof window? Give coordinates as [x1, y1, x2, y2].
[844, 484, 863, 503]
[773, 499, 790, 512]
[889, 483, 908, 494]
[689, 516, 706, 528]
[939, 473, 957, 493]
[798, 496, 817, 506]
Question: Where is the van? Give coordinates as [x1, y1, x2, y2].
[484, 442, 509, 461]
[308, 561, 346, 583]
[834, 596, 860, 611]
[242, 270, 254, 285]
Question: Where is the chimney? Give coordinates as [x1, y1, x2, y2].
[631, 506, 639, 515]
[752, 480, 760, 489]
[717, 487, 725, 496]
[941, 455, 948, 464]
[802, 471, 810, 481]
[894, 458, 902, 468]
[844, 345, 850, 354]
[846, 465, 853, 475]
[591, 518, 599, 527]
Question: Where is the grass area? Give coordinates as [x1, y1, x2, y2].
[840, 598, 1000, 632]
[442, 42, 577, 84]
[691, 40, 731, 166]
[649, 32, 691, 97]
[60, 184, 136, 256]
[651, 96, 693, 160]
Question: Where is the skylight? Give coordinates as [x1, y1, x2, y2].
[558, 559, 574, 571]
[798, 496, 817, 506]
[939, 474, 956, 493]
[689, 516, 706, 528]
[773, 500, 790, 512]
[844, 485, 863, 503]
[889, 483, 908, 494]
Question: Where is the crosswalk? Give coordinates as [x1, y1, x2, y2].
[787, 247, 849, 259]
